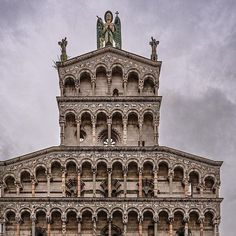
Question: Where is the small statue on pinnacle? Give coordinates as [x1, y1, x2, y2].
[58, 37, 68, 62]
[149, 37, 159, 61]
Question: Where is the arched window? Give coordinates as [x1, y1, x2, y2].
[143, 78, 155, 95]
[96, 66, 107, 95]
[111, 66, 123, 95]
[64, 77, 76, 96]
[80, 72, 92, 96]
[127, 72, 139, 96]
[65, 113, 77, 146]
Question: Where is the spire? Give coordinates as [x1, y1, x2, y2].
[149, 37, 159, 61]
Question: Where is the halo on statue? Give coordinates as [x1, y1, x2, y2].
[104, 10, 113, 22]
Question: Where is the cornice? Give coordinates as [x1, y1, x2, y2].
[0, 197, 223, 203]
[56, 46, 162, 68]
[57, 96, 162, 103]
[0, 146, 223, 167]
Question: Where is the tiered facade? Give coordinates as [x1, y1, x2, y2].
[0, 11, 222, 236]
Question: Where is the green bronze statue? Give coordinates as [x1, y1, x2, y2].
[58, 37, 68, 62]
[97, 11, 122, 49]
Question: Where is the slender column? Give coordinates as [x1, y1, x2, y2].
[31, 215, 36, 236]
[123, 80, 127, 96]
[214, 220, 220, 236]
[75, 84, 80, 96]
[92, 78, 96, 96]
[93, 216, 97, 236]
[107, 118, 112, 146]
[0, 222, 3, 236]
[154, 168, 158, 197]
[108, 218, 112, 236]
[184, 176, 190, 197]
[47, 216, 51, 236]
[123, 117, 127, 145]
[0, 184, 2, 197]
[154, 124, 159, 145]
[138, 167, 143, 197]
[61, 167, 66, 197]
[92, 168, 96, 197]
[77, 120, 81, 146]
[184, 219, 189, 236]
[92, 117, 96, 145]
[107, 71, 112, 95]
[139, 85, 143, 96]
[2, 220, 5, 236]
[155, 84, 159, 96]
[31, 177, 36, 197]
[62, 219, 66, 236]
[77, 168, 81, 197]
[59, 81, 63, 96]
[60, 122, 65, 145]
[123, 167, 128, 197]
[77, 218, 81, 235]
[123, 213, 128, 236]
[47, 174, 51, 197]
[139, 119, 143, 146]
[153, 214, 159, 236]
[138, 216, 143, 236]
[108, 168, 112, 198]
[15, 181, 21, 196]
[169, 218, 173, 236]
[16, 215, 20, 236]
[169, 169, 173, 195]
[200, 218, 204, 236]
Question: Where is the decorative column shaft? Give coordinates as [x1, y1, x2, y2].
[139, 120, 143, 146]
[77, 120, 81, 146]
[93, 217, 97, 236]
[47, 174, 51, 197]
[77, 218, 81, 235]
[154, 168, 158, 197]
[138, 217, 143, 236]
[77, 168, 81, 197]
[47, 221, 51, 236]
[16, 182, 21, 196]
[32, 219, 36, 236]
[200, 220, 204, 236]
[123, 80, 127, 96]
[92, 118, 96, 145]
[214, 222, 220, 236]
[92, 79, 95, 96]
[107, 118, 112, 146]
[0, 223, 3, 236]
[60, 122, 65, 145]
[154, 221, 158, 236]
[123, 167, 127, 197]
[108, 168, 112, 198]
[62, 220, 66, 236]
[0, 185, 3, 198]
[169, 219, 173, 236]
[16, 217, 20, 236]
[108, 218, 112, 236]
[123, 118, 127, 145]
[92, 168, 96, 197]
[169, 170, 173, 195]
[138, 168, 143, 197]
[61, 167, 66, 197]
[184, 221, 189, 236]
[31, 178, 36, 197]
[107, 71, 112, 95]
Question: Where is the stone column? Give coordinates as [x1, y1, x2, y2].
[154, 168, 158, 197]
[59, 81, 63, 96]
[31, 177, 36, 197]
[16, 215, 21, 236]
[123, 213, 128, 236]
[61, 167, 66, 197]
[153, 214, 159, 236]
[77, 217, 82, 235]
[184, 176, 190, 197]
[0, 221, 3, 236]
[107, 118, 112, 146]
[47, 216, 51, 236]
[77, 120, 81, 146]
[123, 117, 127, 145]
[62, 219, 66, 236]
[200, 218, 204, 236]
[108, 217, 112, 236]
[75, 80, 80, 96]
[92, 117, 96, 145]
[60, 122, 65, 145]
[31, 215, 36, 236]
[2, 220, 5, 236]
[123, 80, 127, 96]
[123, 167, 128, 197]
[92, 78, 96, 96]
[139, 119, 143, 146]
[107, 71, 112, 95]
[138, 216, 143, 236]
[155, 83, 159, 96]
[169, 218, 173, 236]
[138, 167, 143, 197]
[93, 216, 97, 236]
[47, 174, 51, 197]
[16, 181, 21, 196]
[169, 169, 173, 195]
[92, 168, 97, 197]
[108, 168, 112, 198]
[0, 184, 3, 197]
[214, 220, 220, 236]
[184, 218, 189, 236]
[154, 117, 159, 145]
[139, 85, 143, 96]
[77, 168, 81, 197]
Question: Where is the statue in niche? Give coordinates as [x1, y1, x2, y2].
[97, 11, 122, 49]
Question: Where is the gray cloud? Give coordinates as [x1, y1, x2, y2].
[0, 0, 235, 234]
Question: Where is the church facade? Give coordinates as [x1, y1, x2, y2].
[0, 11, 222, 236]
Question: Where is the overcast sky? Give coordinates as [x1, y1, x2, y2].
[0, 0, 235, 234]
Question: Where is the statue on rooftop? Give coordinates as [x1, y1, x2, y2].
[58, 37, 68, 62]
[149, 36, 159, 61]
[97, 11, 122, 49]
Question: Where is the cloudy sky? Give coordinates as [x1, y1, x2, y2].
[0, 0, 235, 234]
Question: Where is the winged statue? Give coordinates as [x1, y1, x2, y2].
[97, 11, 122, 49]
